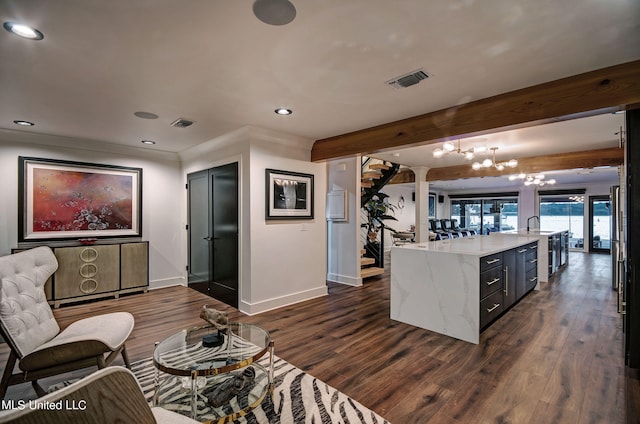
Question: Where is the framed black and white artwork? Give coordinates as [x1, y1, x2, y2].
[265, 169, 314, 220]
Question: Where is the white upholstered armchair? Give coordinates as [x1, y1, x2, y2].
[0, 246, 135, 399]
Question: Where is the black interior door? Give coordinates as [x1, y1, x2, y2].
[187, 162, 238, 308]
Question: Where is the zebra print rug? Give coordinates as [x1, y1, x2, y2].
[131, 354, 390, 424]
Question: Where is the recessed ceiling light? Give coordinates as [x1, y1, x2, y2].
[134, 111, 159, 120]
[13, 120, 34, 126]
[275, 108, 292, 115]
[141, 140, 156, 145]
[3, 22, 44, 40]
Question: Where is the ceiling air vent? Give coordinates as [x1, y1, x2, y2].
[386, 69, 430, 89]
[171, 118, 195, 128]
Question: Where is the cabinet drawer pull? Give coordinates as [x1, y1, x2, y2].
[486, 258, 500, 265]
[487, 303, 501, 313]
[529, 259, 538, 263]
[486, 278, 500, 286]
[529, 277, 538, 282]
[518, 249, 527, 253]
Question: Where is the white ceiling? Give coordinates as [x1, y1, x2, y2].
[1, 0, 639, 189]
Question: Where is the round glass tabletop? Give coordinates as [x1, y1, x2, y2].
[153, 322, 271, 377]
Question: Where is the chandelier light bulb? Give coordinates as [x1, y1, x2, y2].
[482, 158, 493, 167]
[524, 180, 532, 186]
[443, 142, 455, 152]
[508, 175, 517, 181]
[518, 173, 526, 179]
[472, 162, 482, 170]
[507, 159, 518, 168]
[433, 148, 444, 158]
[464, 151, 475, 160]
[496, 164, 505, 171]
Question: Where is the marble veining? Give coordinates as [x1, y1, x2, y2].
[390, 236, 537, 344]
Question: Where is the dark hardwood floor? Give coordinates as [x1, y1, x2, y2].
[2, 251, 638, 423]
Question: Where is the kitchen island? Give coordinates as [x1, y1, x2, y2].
[391, 235, 539, 344]
[492, 229, 569, 282]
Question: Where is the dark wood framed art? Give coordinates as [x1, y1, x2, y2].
[18, 157, 143, 242]
[265, 169, 314, 220]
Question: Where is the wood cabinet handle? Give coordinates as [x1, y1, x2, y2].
[486, 278, 500, 286]
[529, 258, 538, 263]
[486, 258, 500, 265]
[487, 303, 501, 313]
[529, 245, 538, 250]
[518, 249, 527, 253]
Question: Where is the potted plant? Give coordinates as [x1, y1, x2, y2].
[362, 192, 398, 242]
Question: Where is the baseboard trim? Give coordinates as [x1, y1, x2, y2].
[149, 277, 186, 290]
[327, 273, 362, 287]
[239, 286, 328, 316]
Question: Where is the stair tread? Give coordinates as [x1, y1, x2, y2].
[361, 181, 373, 188]
[368, 163, 390, 170]
[362, 171, 382, 179]
[360, 257, 376, 266]
[361, 267, 385, 278]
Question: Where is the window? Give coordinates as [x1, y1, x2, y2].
[451, 198, 518, 235]
[539, 196, 585, 249]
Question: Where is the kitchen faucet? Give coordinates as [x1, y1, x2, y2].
[527, 215, 539, 233]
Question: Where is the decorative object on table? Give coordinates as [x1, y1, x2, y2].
[265, 168, 314, 220]
[18, 156, 142, 242]
[199, 305, 228, 347]
[207, 366, 256, 407]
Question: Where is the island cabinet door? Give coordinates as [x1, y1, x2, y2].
[503, 249, 517, 308]
[515, 246, 528, 300]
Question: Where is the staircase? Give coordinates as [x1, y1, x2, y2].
[360, 157, 400, 279]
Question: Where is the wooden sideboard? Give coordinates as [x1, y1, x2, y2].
[13, 241, 148, 307]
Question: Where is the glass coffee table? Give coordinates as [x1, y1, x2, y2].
[153, 322, 273, 422]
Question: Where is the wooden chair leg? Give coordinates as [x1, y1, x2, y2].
[121, 345, 131, 369]
[31, 380, 47, 397]
[0, 351, 17, 400]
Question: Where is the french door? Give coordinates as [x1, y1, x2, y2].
[187, 162, 239, 308]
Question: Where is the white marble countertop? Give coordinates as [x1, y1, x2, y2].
[499, 229, 568, 236]
[393, 234, 539, 256]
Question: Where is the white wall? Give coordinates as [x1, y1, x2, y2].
[0, 131, 185, 288]
[326, 158, 361, 286]
[180, 126, 328, 315]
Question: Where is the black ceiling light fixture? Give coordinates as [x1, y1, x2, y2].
[3, 22, 44, 40]
[253, 0, 296, 26]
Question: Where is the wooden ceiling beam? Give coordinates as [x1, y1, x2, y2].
[311, 60, 640, 162]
